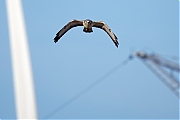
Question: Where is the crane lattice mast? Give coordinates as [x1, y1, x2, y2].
[132, 51, 179, 98]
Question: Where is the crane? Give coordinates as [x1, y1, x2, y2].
[130, 51, 180, 98]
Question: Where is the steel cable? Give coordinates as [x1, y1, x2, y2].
[43, 58, 131, 119]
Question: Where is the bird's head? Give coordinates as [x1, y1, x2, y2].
[84, 19, 93, 25]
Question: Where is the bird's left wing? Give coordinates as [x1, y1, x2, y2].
[93, 21, 119, 48]
[54, 20, 83, 43]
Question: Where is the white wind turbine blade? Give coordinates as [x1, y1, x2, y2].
[6, 0, 38, 119]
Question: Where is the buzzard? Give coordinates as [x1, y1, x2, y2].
[54, 19, 119, 47]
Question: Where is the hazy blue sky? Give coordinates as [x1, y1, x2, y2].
[0, 0, 179, 119]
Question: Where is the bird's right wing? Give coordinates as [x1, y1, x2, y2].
[54, 20, 83, 43]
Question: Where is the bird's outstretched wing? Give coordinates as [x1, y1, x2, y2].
[54, 20, 83, 43]
[93, 21, 119, 48]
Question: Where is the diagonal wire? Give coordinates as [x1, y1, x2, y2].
[43, 58, 131, 119]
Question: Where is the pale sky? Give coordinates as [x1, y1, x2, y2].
[0, 0, 179, 119]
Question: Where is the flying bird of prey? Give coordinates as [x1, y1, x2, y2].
[54, 19, 119, 47]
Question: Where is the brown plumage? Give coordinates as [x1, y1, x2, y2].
[54, 19, 119, 48]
